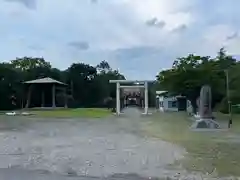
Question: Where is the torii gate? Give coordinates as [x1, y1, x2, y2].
[109, 80, 153, 115]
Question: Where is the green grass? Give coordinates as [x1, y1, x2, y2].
[144, 112, 240, 177]
[20, 108, 112, 118]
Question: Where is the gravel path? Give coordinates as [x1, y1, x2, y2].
[0, 108, 194, 179]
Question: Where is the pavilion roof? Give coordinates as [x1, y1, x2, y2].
[23, 77, 67, 85]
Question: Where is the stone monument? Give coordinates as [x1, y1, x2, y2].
[191, 85, 220, 129]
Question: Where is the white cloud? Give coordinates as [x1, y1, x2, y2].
[0, 0, 240, 79]
[202, 24, 240, 55]
[204, 25, 235, 45]
[116, 0, 195, 30]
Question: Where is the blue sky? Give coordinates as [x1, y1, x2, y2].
[0, 0, 239, 80]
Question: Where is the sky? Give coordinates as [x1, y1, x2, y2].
[0, 0, 240, 80]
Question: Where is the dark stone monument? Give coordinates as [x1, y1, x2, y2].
[191, 85, 220, 129]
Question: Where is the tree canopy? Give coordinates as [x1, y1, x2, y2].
[156, 48, 240, 113]
[1, 48, 240, 113]
[0, 57, 125, 110]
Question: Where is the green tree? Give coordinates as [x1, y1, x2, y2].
[156, 48, 237, 113]
[96, 60, 111, 73]
[0, 63, 22, 110]
[0, 57, 125, 110]
[11, 57, 51, 71]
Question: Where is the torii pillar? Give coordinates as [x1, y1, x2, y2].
[116, 82, 120, 115]
[52, 84, 56, 108]
[144, 81, 148, 114]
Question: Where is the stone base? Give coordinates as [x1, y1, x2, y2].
[141, 112, 152, 115]
[113, 112, 124, 116]
[191, 118, 220, 129]
[193, 113, 200, 119]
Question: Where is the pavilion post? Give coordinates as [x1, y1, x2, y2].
[64, 87, 68, 108]
[25, 85, 32, 108]
[116, 82, 120, 115]
[144, 81, 148, 114]
[41, 90, 45, 108]
[52, 84, 56, 108]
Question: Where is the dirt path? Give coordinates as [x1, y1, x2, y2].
[0, 108, 192, 179]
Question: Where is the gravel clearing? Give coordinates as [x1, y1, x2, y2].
[0, 108, 223, 179]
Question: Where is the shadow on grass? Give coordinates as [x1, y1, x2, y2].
[143, 112, 240, 177]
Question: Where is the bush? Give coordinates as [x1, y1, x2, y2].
[219, 92, 240, 114]
[219, 97, 229, 114]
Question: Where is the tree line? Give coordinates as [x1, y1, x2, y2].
[1, 48, 239, 113]
[0, 58, 127, 110]
[0, 57, 157, 110]
[157, 48, 240, 113]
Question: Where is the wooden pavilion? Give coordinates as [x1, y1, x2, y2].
[23, 77, 68, 108]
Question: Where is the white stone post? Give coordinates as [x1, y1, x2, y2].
[144, 81, 148, 114]
[116, 82, 120, 115]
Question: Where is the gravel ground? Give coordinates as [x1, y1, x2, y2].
[0, 108, 209, 180]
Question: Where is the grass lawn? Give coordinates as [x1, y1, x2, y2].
[18, 108, 112, 118]
[144, 112, 240, 178]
